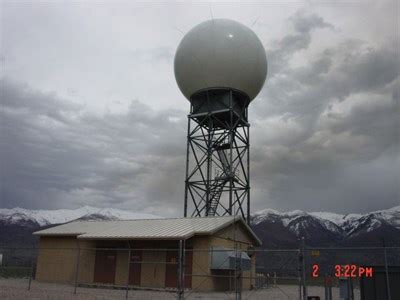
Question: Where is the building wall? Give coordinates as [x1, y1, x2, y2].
[36, 236, 96, 284]
[95, 241, 170, 288]
[114, 249, 129, 285]
[190, 222, 258, 291]
[35, 222, 259, 291]
[215, 221, 257, 290]
[77, 240, 96, 284]
[190, 235, 212, 291]
[213, 222, 254, 245]
[141, 250, 167, 288]
[36, 236, 75, 283]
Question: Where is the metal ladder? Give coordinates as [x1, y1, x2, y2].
[207, 142, 231, 216]
[207, 179, 226, 216]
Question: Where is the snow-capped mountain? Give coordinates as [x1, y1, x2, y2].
[252, 206, 400, 234]
[0, 206, 160, 248]
[0, 206, 158, 227]
[0, 205, 399, 248]
[251, 206, 400, 247]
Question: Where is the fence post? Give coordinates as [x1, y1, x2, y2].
[177, 240, 184, 300]
[349, 278, 354, 300]
[74, 243, 81, 295]
[182, 240, 186, 299]
[234, 241, 242, 300]
[383, 240, 391, 300]
[301, 237, 307, 300]
[324, 274, 333, 300]
[298, 248, 302, 300]
[126, 247, 131, 300]
[324, 276, 328, 300]
[27, 259, 33, 291]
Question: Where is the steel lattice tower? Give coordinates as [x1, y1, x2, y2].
[174, 19, 267, 225]
[183, 89, 251, 224]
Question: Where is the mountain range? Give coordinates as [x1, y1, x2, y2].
[0, 205, 399, 248]
[0, 206, 158, 248]
[0, 206, 157, 227]
[251, 206, 400, 247]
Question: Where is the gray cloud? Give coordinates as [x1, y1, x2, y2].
[249, 12, 399, 213]
[1, 3, 399, 215]
[0, 79, 187, 216]
[290, 12, 334, 34]
[266, 12, 334, 77]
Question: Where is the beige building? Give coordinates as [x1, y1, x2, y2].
[33, 216, 261, 291]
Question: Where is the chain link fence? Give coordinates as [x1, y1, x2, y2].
[1, 245, 399, 299]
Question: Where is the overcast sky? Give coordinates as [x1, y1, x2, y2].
[1, 1, 399, 216]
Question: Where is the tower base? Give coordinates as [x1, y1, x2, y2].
[184, 88, 251, 224]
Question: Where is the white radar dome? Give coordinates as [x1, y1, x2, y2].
[174, 19, 267, 102]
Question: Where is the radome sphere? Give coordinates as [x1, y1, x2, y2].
[174, 19, 267, 102]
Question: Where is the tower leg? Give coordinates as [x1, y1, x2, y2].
[183, 89, 250, 222]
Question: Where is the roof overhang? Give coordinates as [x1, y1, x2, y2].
[33, 216, 261, 246]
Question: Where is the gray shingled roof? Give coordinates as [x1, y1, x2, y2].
[34, 216, 261, 245]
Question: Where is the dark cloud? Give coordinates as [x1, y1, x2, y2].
[1, 7, 399, 215]
[0, 78, 187, 216]
[266, 12, 334, 76]
[249, 12, 400, 213]
[290, 12, 333, 34]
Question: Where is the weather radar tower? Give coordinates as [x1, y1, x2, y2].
[174, 19, 267, 224]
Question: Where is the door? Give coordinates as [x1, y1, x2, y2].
[129, 250, 142, 285]
[165, 249, 193, 288]
[94, 250, 117, 284]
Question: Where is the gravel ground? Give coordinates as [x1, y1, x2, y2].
[0, 278, 360, 299]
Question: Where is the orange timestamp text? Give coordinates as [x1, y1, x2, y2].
[312, 264, 373, 278]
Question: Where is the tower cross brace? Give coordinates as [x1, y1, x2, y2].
[183, 88, 251, 224]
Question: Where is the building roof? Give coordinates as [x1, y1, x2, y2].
[34, 216, 261, 245]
